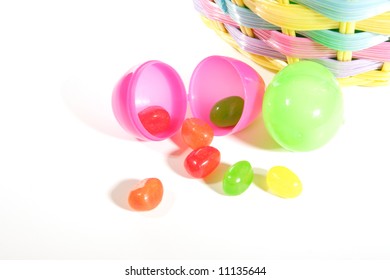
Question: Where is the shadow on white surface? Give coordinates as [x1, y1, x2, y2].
[168, 131, 189, 157]
[110, 178, 138, 211]
[252, 167, 268, 193]
[61, 78, 133, 140]
[203, 162, 231, 195]
[233, 114, 283, 151]
[166, 152, 193, 179]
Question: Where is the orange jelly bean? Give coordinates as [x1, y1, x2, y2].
[128, 178, 163, 211]
[181, 118, 214, 149]
[138, 106, 171, 136]
[184, 146, 220, 178]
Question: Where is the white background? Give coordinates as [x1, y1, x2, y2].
[1, 0, 390, 265]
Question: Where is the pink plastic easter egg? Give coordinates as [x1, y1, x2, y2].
[188, 56, 265, 136]
[112, 61, 187, 141]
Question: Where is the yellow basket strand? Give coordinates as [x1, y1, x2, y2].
[337, 22, 356, 62]
[357, 12, 390, 35]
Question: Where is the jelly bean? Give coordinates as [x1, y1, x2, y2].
[138, 106, 171, 136]
[181, 118, 214, 149]
[266, 166, 302, 198]
[223, 160, 254, 196]
[184, 146, 220, 178]
[210, 96, 244, 127]
[128, 178, 163, 211]
[263, 61, 343, 151]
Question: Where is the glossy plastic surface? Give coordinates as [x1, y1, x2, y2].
[263, 61, 344, 151]
[112, 61, 187, 141]
[189, 55, 265, 136]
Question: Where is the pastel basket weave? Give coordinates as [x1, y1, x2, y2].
[193, 0, 390, 86]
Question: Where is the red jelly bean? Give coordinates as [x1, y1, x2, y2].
[184, 146, 221, 178]
[128, 178, 163, 211]
[138, 106, 171, 136]
[181, 118, 214, 149]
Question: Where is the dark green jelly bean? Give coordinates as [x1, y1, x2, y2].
[223, 160, 254, 196]
[210, 96, 244, 127]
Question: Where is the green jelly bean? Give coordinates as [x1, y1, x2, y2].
[223, 160, 254, 196]
[210, 96, 244, 127]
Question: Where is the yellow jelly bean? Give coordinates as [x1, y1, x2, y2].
[266, 166, 302, 198]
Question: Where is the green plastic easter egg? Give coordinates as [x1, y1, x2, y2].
[223, 160, 254, 196]
[263, 61, 344, 151]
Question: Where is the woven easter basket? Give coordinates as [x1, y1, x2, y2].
[194, 0, 390, 86]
